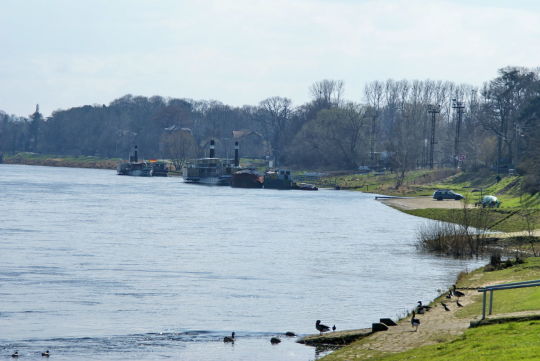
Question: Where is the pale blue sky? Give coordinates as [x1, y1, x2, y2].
[1, 0, 539, 116]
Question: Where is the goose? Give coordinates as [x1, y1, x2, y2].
[332, 325, 336, 332]
[452, 285, 465, 298]
[445, 291, 453, 299]
[223, 332, 235, 343]
[270, 337, 281, 344]
[42, 350, 50, 357]
[456, 300, 463, 307]
[410, 311, 420, 331]
[11, 351, 19, 358]
[315, 320, 331, 335]
[416, 301, 431, 314]
[441, 302, 450, 311]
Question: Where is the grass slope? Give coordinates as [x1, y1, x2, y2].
[370, 320, 540, 361]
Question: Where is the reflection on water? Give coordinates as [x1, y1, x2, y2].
[0, 164, 486, 360]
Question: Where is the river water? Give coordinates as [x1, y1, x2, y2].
[0, 164, 485, 360]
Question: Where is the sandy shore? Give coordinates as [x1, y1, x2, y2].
[378, 196, 470, 210]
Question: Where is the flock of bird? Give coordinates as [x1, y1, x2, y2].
[411, 284, 466, 331]
[222, 320, 337, 345]
[8, 285, 466, 356]
[10, 350, 49, 358]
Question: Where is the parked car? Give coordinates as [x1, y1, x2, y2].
[433, 189, 464, 201]
[479, 195, 501, 208]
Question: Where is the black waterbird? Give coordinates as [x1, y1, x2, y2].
[270, 337, 281, 344]
[223, 332, 235, 343]
[441, 302, 450, 311]
[411, 311, 420, 331]
[42, 350, 50, 357]
[452, 285, 465, 298]
[315, 320, 331, 335]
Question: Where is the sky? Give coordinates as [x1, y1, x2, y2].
[1, 0, 540, 117]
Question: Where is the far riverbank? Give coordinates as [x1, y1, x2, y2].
[2, 152, 118, 169]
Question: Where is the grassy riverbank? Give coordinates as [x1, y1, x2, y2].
[3, 152, 119, 169]
[320, 257, 540, 361]
[322, 169, 539, 233]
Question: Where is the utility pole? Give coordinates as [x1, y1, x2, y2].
[452, 99, 465, 168]
[427, 105, 440, 169]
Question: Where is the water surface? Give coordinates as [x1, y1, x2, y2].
[0, 164, 485, 360]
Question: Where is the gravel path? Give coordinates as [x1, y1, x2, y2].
[378, 196, 469, 210]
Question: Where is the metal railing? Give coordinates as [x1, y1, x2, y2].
[477, 279, 540, 319]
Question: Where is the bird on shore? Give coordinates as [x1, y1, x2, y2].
[453, 285, 465, 299]
[332, 325, 336, 332]
[11, 351, 19, 358]
[315, 320, 331, 335]
[42, 350, 50, 357]
[445, 291, 453, 299]
[416, 301, 432, 314]
[441, 302, 450, 311]
[270, 337, 281, 344]
[223, 332, 235, 343]
[410, 311, 420, 332]
[456, 300, 463, 308]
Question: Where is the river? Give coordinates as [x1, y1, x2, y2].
[0, 164, 485, 360]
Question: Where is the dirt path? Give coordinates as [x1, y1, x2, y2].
[328, 274, 540, 360]
[327, 283, 490, 360]
[378, 196, 469, 210]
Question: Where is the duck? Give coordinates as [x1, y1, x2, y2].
[223, 332, 235, 343]
[441, 302, 450, 311]
[315, 320, 331, 335]
[452, 285, 465, 298]
[11, 351, 19, 358]
[270, 337, 281, 344]
[456, 300, 463, 307]
[42, 350, 50, 357]
[332, 325, 336, 332]
[410, 311, 420, 331]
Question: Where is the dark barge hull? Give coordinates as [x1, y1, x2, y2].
[231, 171, 263, 188]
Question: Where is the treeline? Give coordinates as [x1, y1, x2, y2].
[0, 66, 539, 191]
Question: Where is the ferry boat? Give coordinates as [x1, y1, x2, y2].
[117, 145, 153, 176]
[182, 140, 239, 185]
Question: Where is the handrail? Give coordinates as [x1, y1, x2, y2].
[479, 279, 540, 290]
[477, 279, 540, 319]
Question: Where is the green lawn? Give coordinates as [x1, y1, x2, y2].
[369, 321, 540, 361]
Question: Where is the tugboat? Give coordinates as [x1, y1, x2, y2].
[263, 169, 295, 189]
[149, 160, 169, 177]
[182, 140, 238, 185]
[117, 145, 153, 176]
[263, 169, 318, 190]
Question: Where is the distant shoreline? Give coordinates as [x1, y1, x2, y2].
[2, 153, 118, 170]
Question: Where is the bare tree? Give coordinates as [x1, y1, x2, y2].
[310, 79, 345, 108]
[259, 96, 293, 165]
